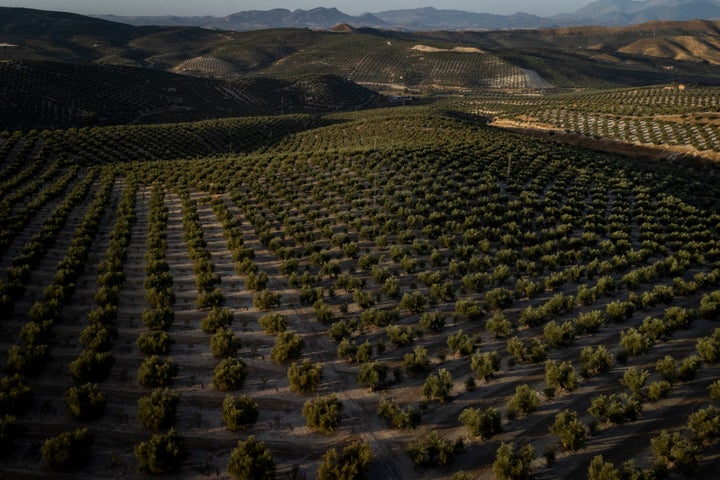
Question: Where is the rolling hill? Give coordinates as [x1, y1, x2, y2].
[4, 7, 720, 130]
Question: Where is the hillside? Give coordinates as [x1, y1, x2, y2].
[0, 60, 383, 130]
[5, 8, 720, 97]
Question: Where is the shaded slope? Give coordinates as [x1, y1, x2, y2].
[0, 61, 383, 130]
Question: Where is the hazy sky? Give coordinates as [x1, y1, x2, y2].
[5, 1, 586, 17]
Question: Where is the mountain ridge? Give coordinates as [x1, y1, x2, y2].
[95, 1, 720, 31]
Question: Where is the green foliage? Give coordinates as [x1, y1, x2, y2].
[709, 379, 720, 399]
[302, 395, 342, 434]
[137, 388, 180, 430]
[222, 394, 259, 431]
[454, 298, 483, 321]
[549, 409, 587, 450]
[258, 313, 287, 334]
[70, 349, 115, 383]
[446, 329, 479, 356]
[288, 359, 323, 393]
[471, 350, 500, 381]
[317, 440, 373, 480]
[459, 407, 502, 439]
[210, 327, 241, 358]
[64, 383, 105, 421]
[486, 312, 514, 338]
[419, 311, 445, 333]
[135, 428, 188, 474]
[142, 307, 174, 330]
[357, 361, 388, 391]
[227, 436, 275, 480]
[271, 331, 304, 364]
[200, 307, 233, 333]
[544, 359, 577, 393]
[484, 288, 515, 310]
[492, 442, 535, 480]
[587, 455, 620, 480]
[507, 384, 539, 418]
[543, 320, 575, 348]
[137, 331, 173, 355]
[619, 328, 653, 356]
[580, 345, 613, 377]
[253, 289, 281, 311]
[588, 393, 641, 424]
[422, 368, 453, 403]
[677, 355, 701, 382]
[403, 346, 430, 374]
[620, 367, 650, 399]
[386, 325, 414, 348]
[377, 398, 420, 429]
[650, 430, 701, 470]
[656, 355, 678, 383]
[42, 427, 93, 470]
[0, 374, 33, 415]
[647, 380, 672, 402]
[399, 292, 427, 313]
[688, 405, 720, 446]
[212, 358, 247, 391]
[137, 355, 178, 388]
[407, 430, 462, 467]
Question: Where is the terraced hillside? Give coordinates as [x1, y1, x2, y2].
[461, 85, 720, 159]
[1, 107, 720, 480]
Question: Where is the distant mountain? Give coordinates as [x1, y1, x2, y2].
[101, 7, 386, 31]
[372, 7, 554, 30]
[96, 1, 720, 31]
[567, 0, 720, 25]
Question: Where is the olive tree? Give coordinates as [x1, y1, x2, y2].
[227, 436, 275, 480]
[135, 428, 188, 474]
[317, 440, 373, 480]
[222, 395, 259, 431]
[42, 427, 93, 470]
[549, 409, 587, 450]
[137, 388, 180, 430]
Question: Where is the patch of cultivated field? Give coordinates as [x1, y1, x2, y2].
[1, 108, 720, 480]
